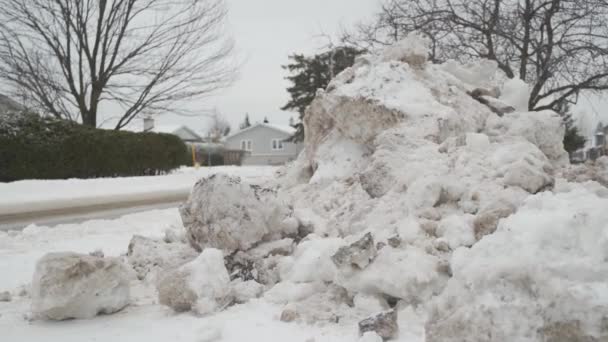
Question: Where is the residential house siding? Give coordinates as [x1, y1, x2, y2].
[224, 124, 302, 165]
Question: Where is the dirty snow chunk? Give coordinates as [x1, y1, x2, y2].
[31, 252, 130, 320]
[127, 235, 197, 280]
[473, 200, 517, 240]
[359, 310, 399, 340]
[231, 280, 264, 304]
[476, 96, 515, 116]
[436, 214, 475, 249]
[426, 185, 608, 341]
[245, 238, 295, 259]
[280, 303, 299, 322]
[0, 291, 11, 302]
[280, 236, 344, 283]
[561, 156, 608, 187]
[336, 246, 446, 302]
[332, 233, 377, 269]
[157, 248, 230, 314]
[180, 174, 293, 253]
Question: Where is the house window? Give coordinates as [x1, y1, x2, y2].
[272, 139, 284, 150]
[241, 140, 252, 151]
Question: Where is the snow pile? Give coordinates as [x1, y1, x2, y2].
[31, 252, 131, 320]
[426, 186, 608, 341]
[561, 156, 608, 187]
[157, 248, 231, 314]
[260, 33, 603, 340]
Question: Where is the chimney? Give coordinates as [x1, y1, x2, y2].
[143, 116, 154, 132]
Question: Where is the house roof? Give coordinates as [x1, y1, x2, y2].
[124, 122, 203, 141]
[224, 123, 296, 140]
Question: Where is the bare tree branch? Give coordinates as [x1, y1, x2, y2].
[0, 0, 236, 128]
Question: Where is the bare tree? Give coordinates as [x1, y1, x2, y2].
[206, 109, 230, 142]
[342, 0, 608, 112]
[0, 0, 235, 129]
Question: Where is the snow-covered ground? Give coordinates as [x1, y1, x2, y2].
[0, 209, 376, 342]
[0, 166, 276, 216]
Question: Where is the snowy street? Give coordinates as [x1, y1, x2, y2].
[0, 166, 276, 230]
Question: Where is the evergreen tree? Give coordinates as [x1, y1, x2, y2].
[555, 101, 586, 155]
[239, 113, 251, 130]
[282, 46, 363, 142]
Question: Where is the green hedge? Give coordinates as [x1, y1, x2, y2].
[0, 113, 189, 181]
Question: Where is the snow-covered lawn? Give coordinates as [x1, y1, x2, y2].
[0, 209, 406, 342]
[0, 166, 276, 216]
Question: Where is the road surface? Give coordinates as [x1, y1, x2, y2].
[0, 194, 187, 231]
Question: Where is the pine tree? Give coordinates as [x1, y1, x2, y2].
[282, 46, 363, 142]
[239, 113, 251, 130]
[555, 101, 586, 155]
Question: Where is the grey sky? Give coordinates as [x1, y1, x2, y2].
[111, 0, 379, 135]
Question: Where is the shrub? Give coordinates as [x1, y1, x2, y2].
[0, 113, 189, 181]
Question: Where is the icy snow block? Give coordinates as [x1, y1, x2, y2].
[157, 248, 231, 314]
[359, 310, 399, 340]
[179, 174, 293, 253]
[31, 252, 130, 320]
[127, 235, 197, 280]
[332, 232, 377, 270]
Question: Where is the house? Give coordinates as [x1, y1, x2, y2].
[224, 123, 302, 165]
[143, 117, 203, 143]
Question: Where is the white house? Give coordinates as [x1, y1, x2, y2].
[224, 123, 302, 165]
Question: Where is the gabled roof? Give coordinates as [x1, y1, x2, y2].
[153, 125, 203, 141]
[224, 123, 296, 140]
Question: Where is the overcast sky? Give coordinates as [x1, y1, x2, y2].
[111, 0, 379, 134]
